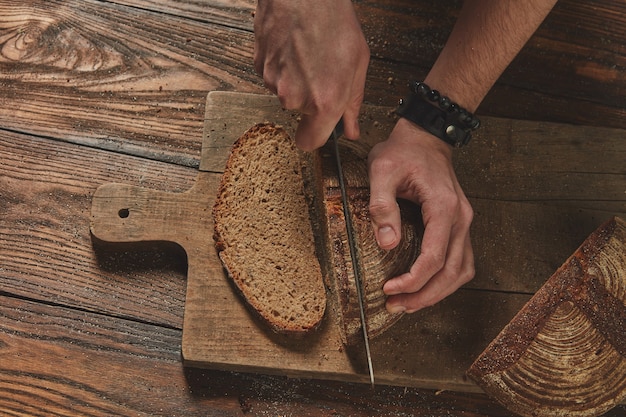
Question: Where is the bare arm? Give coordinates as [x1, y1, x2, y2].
[371, 0, 558, 313]
[426, 0, 559, 112]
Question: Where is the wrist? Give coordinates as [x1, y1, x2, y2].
[423, 76, 482, 114]
[395, 81, 481, 148]
[395, 117, 453, 158]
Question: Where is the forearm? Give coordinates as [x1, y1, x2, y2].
[425, 0, 557, 112]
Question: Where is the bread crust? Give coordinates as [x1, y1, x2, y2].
[312, 140, 423, 345]
[467, 216, 626, 417]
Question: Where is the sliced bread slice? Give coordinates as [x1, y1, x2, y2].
[213, 123, 326, 334]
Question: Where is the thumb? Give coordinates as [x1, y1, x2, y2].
[368, 180, 402, 250]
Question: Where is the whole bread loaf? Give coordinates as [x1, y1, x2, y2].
[213, 123, 423, 343]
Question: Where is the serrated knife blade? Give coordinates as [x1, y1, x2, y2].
[329, 120, 375, 387]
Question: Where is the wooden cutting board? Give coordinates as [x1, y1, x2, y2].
[90, 91, 625, 392]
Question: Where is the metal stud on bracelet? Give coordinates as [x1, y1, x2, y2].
[395, 81, 481, 148]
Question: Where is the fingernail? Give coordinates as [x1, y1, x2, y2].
[377, 226, 396, 248]
[386, 304, 406, 314]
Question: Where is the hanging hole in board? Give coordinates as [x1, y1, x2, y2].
[118, 208, 130, 218]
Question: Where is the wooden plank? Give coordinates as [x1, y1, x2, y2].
[458, 119, 626, 204]
[0, 128, 197, 328]
[0, 295, 244, 417]
[0, 0, 263, 166]
[0, 0, 624, 171]
[105, 0, 256, 30]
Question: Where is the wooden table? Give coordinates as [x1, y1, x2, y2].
[1, 1, 625, 416]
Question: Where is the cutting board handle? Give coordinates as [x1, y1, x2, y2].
[90, 174, 215, 251]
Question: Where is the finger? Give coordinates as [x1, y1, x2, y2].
[383, 203, 454, 295]
[368, 168, 402, 250]
[341, 53, 368, 140]
[294, 112, 340, 151]
[386, 232, 474, 314]
[341, 94, 362, 141]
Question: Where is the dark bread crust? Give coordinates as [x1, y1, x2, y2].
[467, 216, 626, 417]
[309, 140, 423, 345]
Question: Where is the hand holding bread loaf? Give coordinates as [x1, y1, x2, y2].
[368, 118, 475, 314]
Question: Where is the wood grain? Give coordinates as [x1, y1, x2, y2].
[0, 0, 624, 171]
[0, 295, 244, 417]
[0, 129, 196, 328]
[1, 0, 625, 415]
[0, 0, 262, 166]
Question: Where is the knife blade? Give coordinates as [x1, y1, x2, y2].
[329, 120, 375, 387]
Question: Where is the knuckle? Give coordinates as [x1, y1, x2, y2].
[439, 191, 460, 212]
[462, 266, 476, 284]
[368, 153, 397, 178]
[459, 198, 474, 224]
[424, 251, 447, 274]
[368, 197, 397, 219]
[310, 93, 343, 119]
[276, 87, 299, 110]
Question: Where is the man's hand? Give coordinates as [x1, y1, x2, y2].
[253, 0, 369, 150]
[368, 118, 475, 313]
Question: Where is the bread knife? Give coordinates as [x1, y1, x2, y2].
[330, 120, 375, 387]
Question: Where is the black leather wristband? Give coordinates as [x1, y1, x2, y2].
[395, 82, 480, 148]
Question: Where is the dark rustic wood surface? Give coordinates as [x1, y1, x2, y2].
[1, 1, 625, 416]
